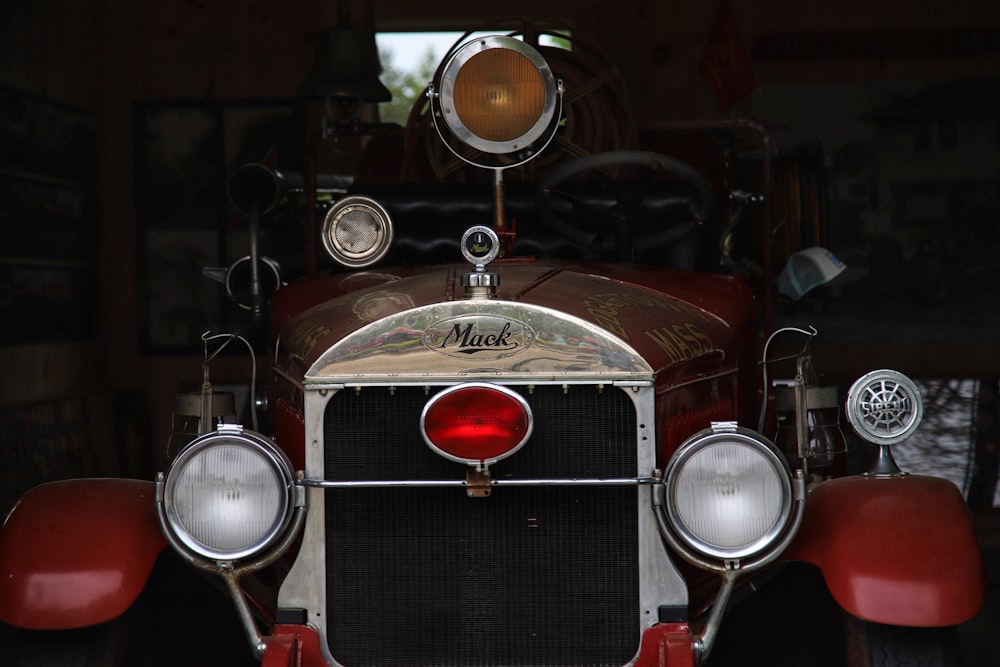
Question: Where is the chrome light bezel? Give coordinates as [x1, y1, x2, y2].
[664, 424, 795, 562]
[159, 425, 297, 563]
[434, 35, 561, 158]
[419, 382, 534, 467]
[321, 195, 394, 269]
[440, 35, 558, 154]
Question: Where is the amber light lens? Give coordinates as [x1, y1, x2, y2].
[421, 384, 533, 465]
[452, 48, 545, 143]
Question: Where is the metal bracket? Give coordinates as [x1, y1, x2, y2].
[466, 467, 493, 498]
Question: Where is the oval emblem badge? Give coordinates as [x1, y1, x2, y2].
[424, 315, 534, 360]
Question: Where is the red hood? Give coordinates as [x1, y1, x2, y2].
[271, 261, 754, 387]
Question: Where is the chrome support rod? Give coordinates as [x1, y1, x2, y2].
[220, 568, 267, 660]
[694, 569, 737, 664]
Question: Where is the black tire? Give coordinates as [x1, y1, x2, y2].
[844, 615, 962, 667]
[0, 620, 124, 667]
[706, 564, 846, 667]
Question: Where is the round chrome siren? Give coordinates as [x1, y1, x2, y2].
[845, 369, 923, 445]
[436, 35, 560, 157]
[321, 195, 393, 268]
[420, 383, 533, 466]
[664, 425, 795, 562]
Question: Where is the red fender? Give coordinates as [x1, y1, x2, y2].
[785, 474, 986, 627]
[0, 478, 167, 629]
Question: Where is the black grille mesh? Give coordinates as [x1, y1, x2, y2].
[324, 384, 640, 666]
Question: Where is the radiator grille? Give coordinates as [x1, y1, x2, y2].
[323, 384, 641, 666]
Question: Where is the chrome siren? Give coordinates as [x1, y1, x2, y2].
[845, 369, 923, 477]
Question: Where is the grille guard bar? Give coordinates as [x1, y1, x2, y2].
[300, 476, 660, 488]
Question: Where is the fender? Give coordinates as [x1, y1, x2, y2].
[0, 478, 166, 629]
[785, 474, 986, 626]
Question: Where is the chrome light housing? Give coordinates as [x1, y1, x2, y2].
[845, 369, 922, 446]
[430, 35, 562, 168]
[159, 425, 297, 563]
[845, 369, 923, 477]
[321, 195, 394, 269]
[664, 423, 796, 564]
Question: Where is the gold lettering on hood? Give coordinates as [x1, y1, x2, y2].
[645, 323, 716, 363]
[288, 320, 332, 360]
[582, 292, 686, 341]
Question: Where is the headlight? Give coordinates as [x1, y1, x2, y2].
[664, 423, 794, 562]
[160, 426, 296, 562]
[432, 35, 561, 164]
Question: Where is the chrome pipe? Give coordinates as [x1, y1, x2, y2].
[300, 476, 659, 489]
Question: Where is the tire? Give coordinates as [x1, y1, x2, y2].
[844, 615, 962, 667]
[0, 620, 124, 667]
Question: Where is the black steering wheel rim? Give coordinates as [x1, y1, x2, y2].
[536, 150, 716, 256]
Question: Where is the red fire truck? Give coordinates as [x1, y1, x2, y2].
[0, 21, 985, 667]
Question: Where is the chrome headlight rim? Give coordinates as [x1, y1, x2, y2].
[159, 426, 297, 564]
[436, 34, 560, 156]
[664, 424, 795, 563]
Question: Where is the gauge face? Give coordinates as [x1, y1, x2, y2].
[461, 226, 500, 265]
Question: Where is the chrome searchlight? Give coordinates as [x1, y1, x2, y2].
[430, 35, 562, 168]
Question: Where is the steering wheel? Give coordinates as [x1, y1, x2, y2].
[536, 150, 716, 260]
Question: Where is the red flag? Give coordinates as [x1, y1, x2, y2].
[699, 0, 756, 110]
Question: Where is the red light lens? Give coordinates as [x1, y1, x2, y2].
[421, 384, 532, 465]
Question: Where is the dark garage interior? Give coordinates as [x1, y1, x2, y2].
[1, 0, 999, 664]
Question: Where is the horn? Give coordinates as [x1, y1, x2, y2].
[227, 163, 303, 216]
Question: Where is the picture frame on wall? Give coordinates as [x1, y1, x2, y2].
[133, 100, 297, 353]
[0, 87, 99, 346]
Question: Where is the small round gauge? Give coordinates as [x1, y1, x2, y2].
[460, 226, 500, 266]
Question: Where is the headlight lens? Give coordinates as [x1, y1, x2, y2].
[665, 425, 793, 561]
[437, 35, 559, 156]
[161, 427, 295, 562]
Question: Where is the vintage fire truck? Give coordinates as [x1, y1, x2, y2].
[0, 21, 986, 667]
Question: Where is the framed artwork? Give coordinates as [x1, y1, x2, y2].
[0, 86, 97, 183]
[0, 87, 98, 345]
[134, 100, 297, 353]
